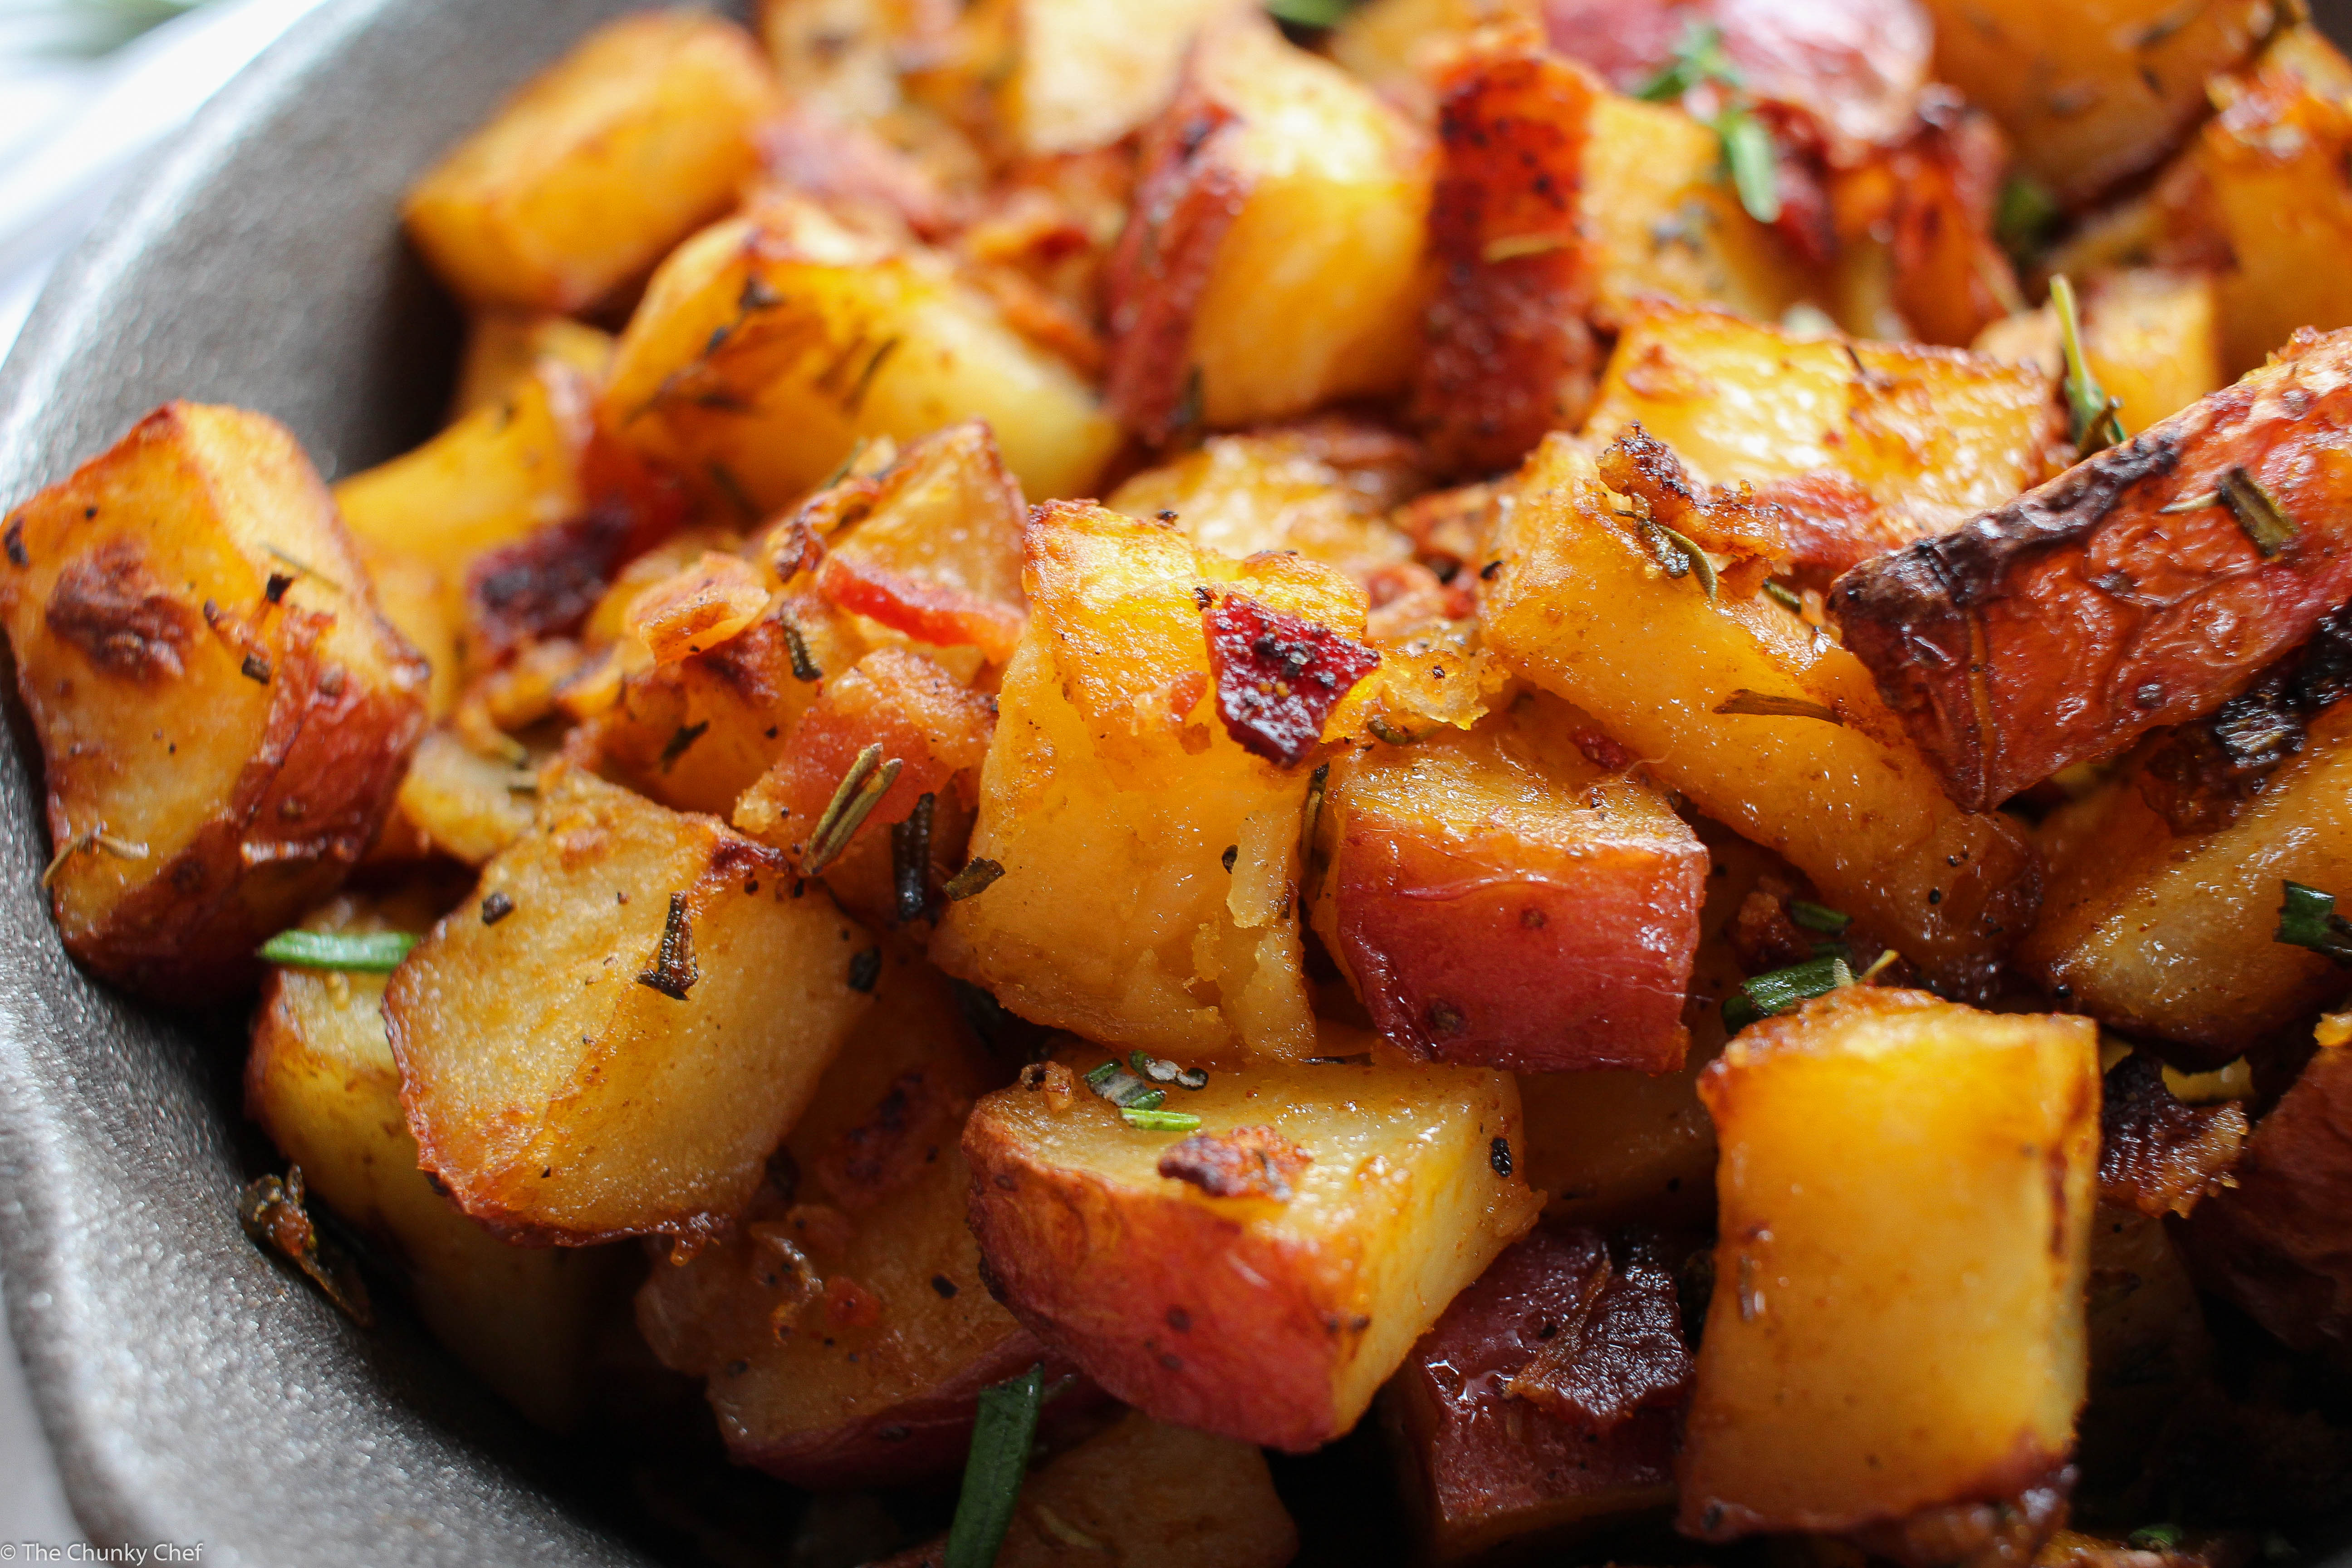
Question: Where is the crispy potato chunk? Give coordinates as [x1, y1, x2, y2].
[1103, 15, 1431, 441]
[402, 11, 780, 312]
[1680, 988, 2098, 1542]
[379, 727, 536, 867]
[601, 197, 1117, 514]
[1381, 1225, 1685, 1564]
[635, 945, 1071, 1486]
[1312, 692, 1705, 1072]
[0, 403, 428, 1001]
[388, 767, 873, 1245]
[1004, 0, 1254, 154]
[448, 313, 616, 420]
[931, 504, 1373, 1060]
[1833, 327, 2352, 811]
[964, 1039, 1539, 1450]
[1585, 302, 2067, 574]
[246, 889, 624, 1429]
[1482, 436, 2038, 996]
[1974, 269, 2224, 434]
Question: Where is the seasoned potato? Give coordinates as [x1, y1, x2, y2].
[1481, 436, 2039, 997]
[379, 726, 537, 867]
[635, 944, 1070, 1486]
[448, 312, 616, 420]
[1103, 14, 1431, 441]
[877, 1408, 1299, 1568]
[1311, 691, 1705, 1073]
[964, 1039, 1539, 1450]
[600, 196, 1117, 513]
[1833, 327, 2352, 812]
[1680, 988, 2099, 1542]
[1975, 269, 2224, 435]
[388, 767, 873, 1245]
[0, 402, 428, 1002]
[1918, 0, 2272, 206]
[402, 11, 780, 312]
[931, 503, 1374, 1060]
[246, 889, 624, 1430]
[1004, 0, 1254, 154]
[1381, 1225, 1685, 1564]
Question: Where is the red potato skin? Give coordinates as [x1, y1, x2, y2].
[1833, 328, 2352, 810]
[1331, 805, 1703, 1073]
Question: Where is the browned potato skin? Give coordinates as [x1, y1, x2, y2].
[0, 403, 427, 1002]
[1834, 327, 2352, 812]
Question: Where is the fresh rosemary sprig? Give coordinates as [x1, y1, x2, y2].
[943, 1363, 1044, 1568]
[257, 929, 416, 974]
[802, 743, 902, 875]
[2277, 880, 2352, 967]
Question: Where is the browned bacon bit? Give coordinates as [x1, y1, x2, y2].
[1201, 591, 1380, 767]
[2099, 1053, 2247, 1220]
[1157, 1124, 1312, 1202]
[1504, 1232, 1691, 1433]
[466, 501, 635, 667]
[636, 891, 699, 1000]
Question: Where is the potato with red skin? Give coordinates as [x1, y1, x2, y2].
[0, 402, 428, 1003]
[1833, 327, 2352, 812]
[1311, 691, 1704, 1073]
[963, 1039, 1539, 1451]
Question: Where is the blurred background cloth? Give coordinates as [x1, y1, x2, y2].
[0, 0, 330, 1539]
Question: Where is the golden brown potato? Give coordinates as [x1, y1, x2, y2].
[0, 402, 428, 1002]
[964, 1037, 1539, 1451]
[1833, 327, 2352, 812]
[402, 11, 781, 313]
[1680, 988, 2099, 1543]
[448, 312, 616, 421]
[246, 888, 626, 1430]
[758, 0, 936, 124]
[388, 766, 874, 1245]
[1974, 269, 2224, 435]
[1311, 691, 1705, 1073]
[634, 943, 1073, 1487]
[600, 196, 1117, 514]
[931, 503, 1375, 1061]
[1003, 0, 1255, 155]
[1481, 436, 2039, 997]
[1918, 0, 2272, 206]
[1103, 14, 1431, 441]
[379, 726, 537, 868]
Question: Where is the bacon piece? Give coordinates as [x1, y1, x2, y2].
[1503, 1232, 1693, 1433]
[2098, 1054, 2248, 1220]
[1200, 589, 1380, 767]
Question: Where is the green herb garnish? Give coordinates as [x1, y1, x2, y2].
[944, 1363, 1044, 1568]
[257, 929, 416, 974]
[1712, 105, 1781, 225]
[2051, 274, 2126, 456]
[944, 857, 1005, 901]
[1264, 0, 1357, 26]
[1632, 21, 1743, 102]
[891, 792, 936, 924]
[1638, 518, 1719, 600]
[1131, 1052, 1210, 1090]
[1761, 579, 1803, 612]
[2277, 880, 2352, 966]
[2219, 466, 2298, 558]
[1720, 954, 1855, 1032]
[1994, 175, 2062, 269]
[803, 743, 902, 875]
[1629, 25, 1778, 224]
[1788, 900, 1851, 934]
[1714, 689, 1842, 724]
[2128, 1525, 2187, 1552]
[1121, 1107, 1205, 1132]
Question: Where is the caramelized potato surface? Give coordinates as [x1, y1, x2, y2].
[389, 767, 872, 1244]
[380, 726, 536, 868]
[448, 312, 616, 421]
[1004, 0, 1254, 154]
[964, 1040, 1539, 1451]
[0, 402, 427, 1001]
[1681, 989, 2098, 1539]
[402, 11, 780, 312]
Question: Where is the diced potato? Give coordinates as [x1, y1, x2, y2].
[1481, 436, 2039, 996]
[1004, 0, 1254, 155]
[1311, 691, 1705, 1072]
[388, 766, 874, 1244]
[1680, 988, 2098, 1540]
[1833, 327, 2352, 812]
[380, 726, 537, 867]
[356, 540, 459, 720]
[758, 0, 930, 123]
[636, 944, 1065, 1486]
[1975, 268, 2224, 433]
[963, 1039, 1540, 1450]
[0, 403, 428, 1002]
[1380, 1225, 1684, 1564]
[246, 888, 625, 1429]
[1584, 301, 2067, 563]
[402, 11, 781, 312]
[876, 1409, 1299, 1568]
[600, 197, 1117, 513]
[1102, 15, 1432, 440]
[931, 504, 1373, 1060]
[1917, 0, 2272, 206]
[1329, 0, 1529, 105]
[449, 312, 617, 420]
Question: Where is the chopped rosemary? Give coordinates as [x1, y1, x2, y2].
[1720, 953, 1855, 1032]
[1632, 21, 1742, 102]
[1131, 1052, 1210, 1091]
[40, 825, 148, 887]
[1714, 689, 1842, 724]
[2128, 1526, 2186, 1552]
[943, 857, 1005, 901]
[658, 720, 709, 772]
[1855, 948, 1901, 985]
[257, 929, 416, 974]
[892, 792, 936, 924]
[1638, 519, 1718, 599]
[943, 1363, 1044, 1568]
[1300, 761, 1330, 862]
[802, 743, 902, 875]
[781, 619, 823, 682]
[1122, 1107, 1204, 1132]
[1712, 105, 1780, 225]
[1788, 900, 1851, 934]
[1482, 234, 1571, 264]
[1994, 175, 2062, 269]
[1084, 1060, 1166, 1112]
[636, 892, 699, 1000]
[2277, 880, 2352, 967]
[2220, 466, 2297, 558]
[2051, 274, 2126, 456]
[1366, 715, 1425, 745]
[1761, 579, 1803, 612]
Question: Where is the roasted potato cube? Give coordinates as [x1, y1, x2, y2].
[1381, 1225, 1685, 1565]
[635, 944, 1076, 1487]
[402, 10, 780, 313]
[964, 1039, 1539, 1451]
[388, 767, 873, 1245]
[1312, 691, 1705, 1073]
[379, 726, 537, 867]
[1004, 0, 1254, 155]
[600, 197, 1117, 515]
[931, 503, 1375, 1060]
[449, 312, 616, 420]
[1833, 327, 2352, 812]
[1103, 14, 1431, 441]
[1918, 0, 2271, 206]
[0, 403, 428, 1001]
[1482, 436, 2039, 996]
[1680, 988, 2098, 1541]
[758, 0, 933, 123]
[247, 889, 624, 1429]
[1975, 269, 2224, 435]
